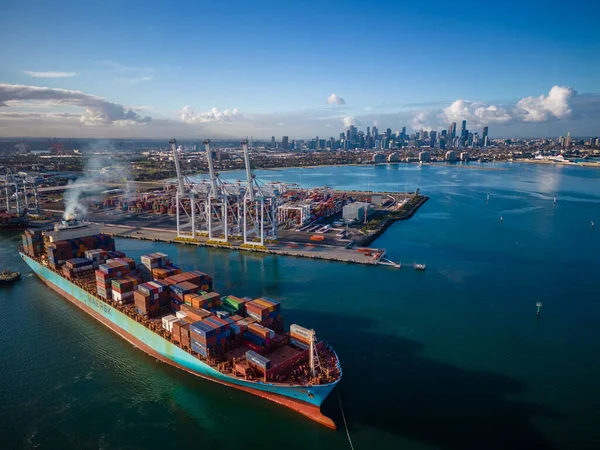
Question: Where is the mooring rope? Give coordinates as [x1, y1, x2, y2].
[338, 391, 355, 450]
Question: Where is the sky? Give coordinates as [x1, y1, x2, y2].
[0, 0, 599, 139]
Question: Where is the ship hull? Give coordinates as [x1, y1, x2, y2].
[20, 252, 339, 429]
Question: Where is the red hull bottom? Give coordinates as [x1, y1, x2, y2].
[39, 276, 337, 430]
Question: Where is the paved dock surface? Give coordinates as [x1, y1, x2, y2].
[97, 223, 383, 266]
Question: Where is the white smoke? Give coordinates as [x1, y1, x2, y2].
[180, 106, 241, 123]
[63, 140, 133, 220]
[327, 93, 346, 105]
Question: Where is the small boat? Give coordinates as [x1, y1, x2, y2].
[414, 263, 426, 271]
[0, 268, 21, 285]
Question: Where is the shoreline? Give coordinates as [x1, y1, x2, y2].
[164, 159, 600, 183]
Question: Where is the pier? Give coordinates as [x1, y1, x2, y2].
[97, 223, 400, 267]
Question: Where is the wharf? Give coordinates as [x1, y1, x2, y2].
[97, 224, 388, 266]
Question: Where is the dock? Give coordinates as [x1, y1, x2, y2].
[97, 223, 401, 267]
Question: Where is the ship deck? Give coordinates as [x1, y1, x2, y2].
[21, 248, 341, 389]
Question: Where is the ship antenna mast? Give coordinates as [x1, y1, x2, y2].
[309, 329, 322, 379]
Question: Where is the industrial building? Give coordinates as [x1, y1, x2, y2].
[342, 202, 374, 223]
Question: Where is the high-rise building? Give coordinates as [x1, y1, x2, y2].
[482, 126, 489, 146]
[564, 132, 572, 148]
[271, 136, 275, 147]
[402, 127, 406, 139]
[386, 128, 392, 139]
[449, 122, 457, 142]
[461, 120, 467, 134]
[282, 136, 289, 150]
[430, 130, 437, 147]
[372, 126, 379, 140]
[366, 126, 371, 138]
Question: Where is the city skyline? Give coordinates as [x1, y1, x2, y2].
[0, 0, 599, 139]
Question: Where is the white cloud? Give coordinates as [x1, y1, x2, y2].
[115, 75, 154, 84]
[410, 111, 435, 131]
[94, 60, 155, 72]
[180, 106, 241, 123]
[515, 86, 575, 122]
[342, 116, 360, 127]
[413, 85, 600, 130]
[0, 83, 151, 125]
[327, 93, 346, 105]
[442, 100, 513, 126]
[22, 71, 78, 78]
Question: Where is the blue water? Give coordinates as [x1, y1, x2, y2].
[1, 162, 599, 450]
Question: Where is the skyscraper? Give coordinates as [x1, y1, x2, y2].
[372, 126, 379, 140]
[401, 127, 406, 139]
[449, 122, 456, 141]
[282, 136, 289, 150]
[386, 128, 392, 139]
[271, 136, 275, 147]
[482, 126, 488, 147]
[461, 120, 467, 134]
[367, 126, 371, 138]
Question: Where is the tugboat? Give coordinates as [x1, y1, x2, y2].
[0, 268, 21, 284]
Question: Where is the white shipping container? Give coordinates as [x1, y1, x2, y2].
[176, 311, 187, 319]
[112, 291, 134, 302]
[290, 324, 312, 340]
[162, 315, 178, 332]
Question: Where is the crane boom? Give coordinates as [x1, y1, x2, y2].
[241, 140, 254, 201]
[170, 139, 185, 194]
[204, 140, 219, 199]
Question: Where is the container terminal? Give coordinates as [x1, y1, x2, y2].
[19, 219, 342, 428]
[12, 139, 427, 267]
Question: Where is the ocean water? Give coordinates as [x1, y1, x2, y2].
[1, 162, 599, 450]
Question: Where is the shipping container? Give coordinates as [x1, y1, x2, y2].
[245, 350, 271, 371]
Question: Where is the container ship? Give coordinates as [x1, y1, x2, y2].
[19, 219, 341, 428]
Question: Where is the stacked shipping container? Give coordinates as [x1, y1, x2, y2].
[140, 253, 171, 280]
[22, 229, 44, 257]
[46, 234, 114, 269]
[96, 260, 130, 300]
[62, 258, 94, 280]
[245, 297, 282, 327]
[134, 280, 170, 317]
[111, 275, 142, 304]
